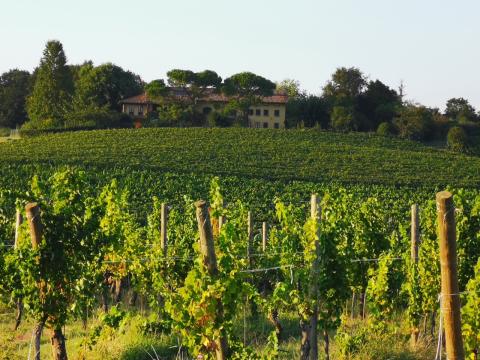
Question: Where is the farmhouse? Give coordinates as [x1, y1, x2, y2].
[119, 90, 288, 129]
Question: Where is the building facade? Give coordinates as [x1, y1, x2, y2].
[120, 91, 288, 129]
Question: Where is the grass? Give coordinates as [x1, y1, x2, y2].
[0, 302, 437, 359]
[0, 128, 479, 187]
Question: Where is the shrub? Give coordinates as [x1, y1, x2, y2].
[393, 105, 434, 141]
[376, 122, 395, 136]
[331, 105, 358, 131]
[447, 126, 468, 153]
[65, 108, 132, 129]
[0, 128, 10, 137]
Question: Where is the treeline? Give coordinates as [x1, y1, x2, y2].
[0, 40, 479, 151]
[282, 72, 479, 151]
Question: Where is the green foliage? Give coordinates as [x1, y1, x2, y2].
[377, 122, 395, 136]
[331, 105, 358, 131]
[73, 63, 143, 112]
[26, 40, 74, 125]
[1, 128, 478, 188]
[447, 126, 468, 153]
[393, 104, 435, 141]
[462, 259, 480, 359]
[64, 108, 133, 129]
[445, 97, 477, 122]
[323, 67, 366, 100]
[223, 72, 276, 126]
[0, 69, 31, 128]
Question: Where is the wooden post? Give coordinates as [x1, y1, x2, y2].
[25, 203, 45, 360]
[14, 209, 23, 249]
[195, 200, 227, 359]
[247, 211, 253, 267]
[308, 194, 321, 360]
[161, 203, 168, 256]
[262, 222, 268, 252]
[436, 191, 465, 360]
[411, 204, 420, 347]
[14, 209, 24, 330]
[25, 203, 42, 249]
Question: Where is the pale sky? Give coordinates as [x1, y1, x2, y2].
[1, 0, 479, 110]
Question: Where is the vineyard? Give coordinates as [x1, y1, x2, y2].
[0, 128, 479, 187]
[0, 166, 479, 359]
[0, 129, 480, 359]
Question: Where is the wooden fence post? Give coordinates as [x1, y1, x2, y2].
[195, 200, 227, 359]
[13, 209, 24, 330]
[436, 191, 465, 360]
[25, 203, 45, 360]
[301, 194, 321, 360]
[161, 203, 168, 256]
[310, 194, 321, 360]
[262, 222, 267, 252]
[247, 211, 253, 268]
[411, 204, 420, 347]
[25, 203, 42, 249]
[25, 203, 67, 360]
[14, 209, 23, 249]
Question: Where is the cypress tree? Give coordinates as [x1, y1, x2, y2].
[26, 40, 73, 126]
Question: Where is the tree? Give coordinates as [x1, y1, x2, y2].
[73, 63, 143, 112]
[286, 95, 329, 128]
[222, 72, 276, 126]
[323, 67, 366, 102]
[330, 105, 358, 131]
[376, 122, 395, 136]
[445, 98, 477, 122]
[323, 67, 369, 131]
[0, 69, 31, 128]
[26, 40, 74, 126]
[167, 69, 222, 103]
[393, 104, 435, 141]
[358, 80, 400, 131]
[276, 79, 303, 99]
[447, 126, 468, 153]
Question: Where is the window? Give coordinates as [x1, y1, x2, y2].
[255, 122, 261, 128]
[263, 122, 268, 128]
[248, 109, 254, 116]
[274, 123, 280, 129]
[203, 107, 212, 115]
[264, 109, 269, 116]
[274, 109, 280, 117]
[128, 106, 134, 115]
[255, 109, 261, 116]
[138, 106, 144, 115]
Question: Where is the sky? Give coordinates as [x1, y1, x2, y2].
[1, 0, 479, 110]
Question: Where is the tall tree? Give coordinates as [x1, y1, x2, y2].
[276, 79, 303, 99]
[393, 103, 435, 140]
[286, 95, 329, 128]
[445, 97, 477, 122]
[26, 40, 74, 125]
[0, 69, 31, 128]
[73, 63, 143, 111]
[166, 69, 222, 103]
[222, 72, 276, 126]
[323, 67, 366, 102]
[323, 67, 368, 131]
[358, 80, 400, 131]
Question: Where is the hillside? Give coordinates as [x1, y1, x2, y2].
[0, 128, 479, 187]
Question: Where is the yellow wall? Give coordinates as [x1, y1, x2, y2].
[123, 104, 148, 117]
[196, 102, 286, 129]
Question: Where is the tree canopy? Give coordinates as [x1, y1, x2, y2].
[222, 72, 276, 125]
[0, 69, 31, 128]
[26, 40, 74, 126]
[74, 63, 144, 111]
